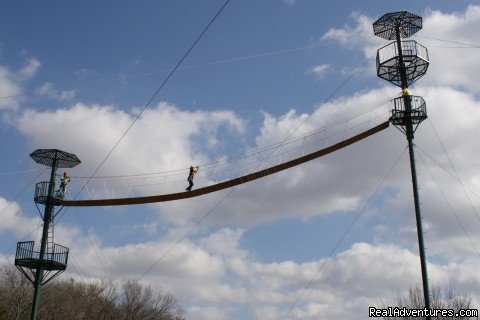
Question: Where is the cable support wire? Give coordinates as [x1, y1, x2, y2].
[414, 34, 480, 48]
[415, 146, 480, 202]
[417, 149, 480, 260]
[426, 45, 480, 49]
[73, 207, 115, 283]
[283, 146, 407, 319]
[0, 168, 42, 177]
[0, 167, 48, 217]
[54, 232, 89, 279]
[427, 119, 480, 225]
[0, 41, 329, 103]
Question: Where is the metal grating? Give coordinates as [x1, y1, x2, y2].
[30, 149, 81, 168]
[376, 40, 429, 87]
[373, 11, 422, 40]
[390, 95, 427, 127]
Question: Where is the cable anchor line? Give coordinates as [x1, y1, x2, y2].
[57, 121, 389, 207]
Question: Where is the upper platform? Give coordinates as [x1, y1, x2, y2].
[373, 11, 422, 40]
[30, 149, 81, 168]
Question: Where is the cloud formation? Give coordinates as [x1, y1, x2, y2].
[35, 82, 76, 101]
[15, 57, 41, 81]
[306, 64, 331, 79]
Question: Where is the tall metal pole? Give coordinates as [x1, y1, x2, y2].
[30, 153, 58, 320]
[395, 25, 432, 315]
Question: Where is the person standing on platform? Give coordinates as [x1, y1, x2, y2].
[58, 171, 71, 199]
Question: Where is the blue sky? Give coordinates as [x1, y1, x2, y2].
[1, 1, 480, 319]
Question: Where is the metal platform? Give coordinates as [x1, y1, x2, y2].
[390, 95, 427, 127]
[15, 241, 69, 272]
[377, 40, 429, 87]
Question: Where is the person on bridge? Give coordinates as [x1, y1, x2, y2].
[57, 171, 71, 199]
[186, 165, 199, 191]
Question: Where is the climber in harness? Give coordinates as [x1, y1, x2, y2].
[186, 166, 199, 191]
[57, 171, 71, 199]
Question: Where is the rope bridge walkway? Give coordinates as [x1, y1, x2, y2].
[57, 118, 389, 207]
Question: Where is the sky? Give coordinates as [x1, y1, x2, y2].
[1, 1, 480, 319]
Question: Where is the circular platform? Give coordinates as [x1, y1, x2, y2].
[30, 149, 81, 168]
[373, 11, 422, 40]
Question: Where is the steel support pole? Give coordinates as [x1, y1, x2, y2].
[395, 25, 432, 317]
[30, 153, 58, 320]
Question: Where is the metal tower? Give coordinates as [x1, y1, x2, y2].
[14, 149, 81, 320]
[373, 11, 431, 316]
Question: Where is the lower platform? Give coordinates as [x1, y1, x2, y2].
[14, 241, 69, 271]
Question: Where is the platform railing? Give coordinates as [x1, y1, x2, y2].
[377, 40, 428, 66]
[15, 241, 35, 260]
[34, 181, 54, 204]
[51, 243, 69, 265]
[390, 95, 427, 125]
[14, 241, 69, 269]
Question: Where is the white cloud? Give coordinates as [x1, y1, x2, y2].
[35, 82, 76, 101]
[186, 305, 231, 320]
[0, 67, 22, 110]
[74, 68, 97, 79]
[21, 226, 478, 320]
[0, 55, 41, 110]
[306, 64, 331, 79]
[12, 102, 244, 179]
[246, 242, 480, 320]
[16, 57, 41, 81]
[322, 12, 384, 57]
[419, 5, 480, 93]
[0, 197, 40, 238]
